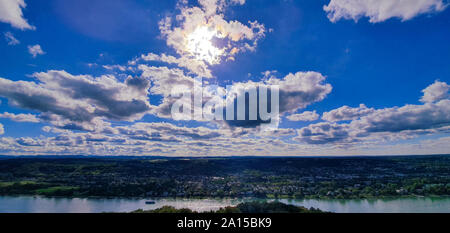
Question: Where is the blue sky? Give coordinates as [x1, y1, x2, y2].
[0, 0, 449, 156]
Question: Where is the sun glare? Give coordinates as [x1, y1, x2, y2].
[186, 26, 223, 65]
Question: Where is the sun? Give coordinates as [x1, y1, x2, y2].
[186, 26, 224, 65]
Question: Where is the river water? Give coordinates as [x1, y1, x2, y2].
[0, 196, 449, 213]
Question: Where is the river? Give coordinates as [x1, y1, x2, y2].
[0, 196, 449, 213]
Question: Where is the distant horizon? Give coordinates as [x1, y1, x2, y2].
[1, 154, 449, 159]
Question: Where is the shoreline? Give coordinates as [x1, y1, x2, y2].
[1, 194, 450, 202]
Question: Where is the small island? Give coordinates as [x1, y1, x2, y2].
[131, 202, 326, 213]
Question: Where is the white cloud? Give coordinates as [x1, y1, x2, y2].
[159, 0, 266, 70]
[1, 0, 449, 157]
[103, 65, 127, 72]
[354, 99, 450, 134]
[139, 65, 332, 127]
[139, 64, 216, 120]
[0, 119, 300, 156]
[297, 81, 450, 145]
[324, 0, 448, 23]
[322, 104, 375, 122]
[287, 111, 320, 122]
[0, 0, 35, 30]
[4, 31, 19, 45]
[128, 0, 266, 78]
[137, 52, 212, 78]
[297, 99, 450, 145]
[0, 112, 39, 123]
[28, 44, 45, 58]
[198, 0, 246, 17]
[0, 123, 4, 135]
[266, 72, 332, 113]
[115, 122, 226, 141]
[296, 122, 355, 145]
[420, 80, 449, 103]
[144, 69, 331, 130]
[220, 71, 332, 130]
[139, 65, 197, 97]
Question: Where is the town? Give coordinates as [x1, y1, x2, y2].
[0, 155, 449, 199]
